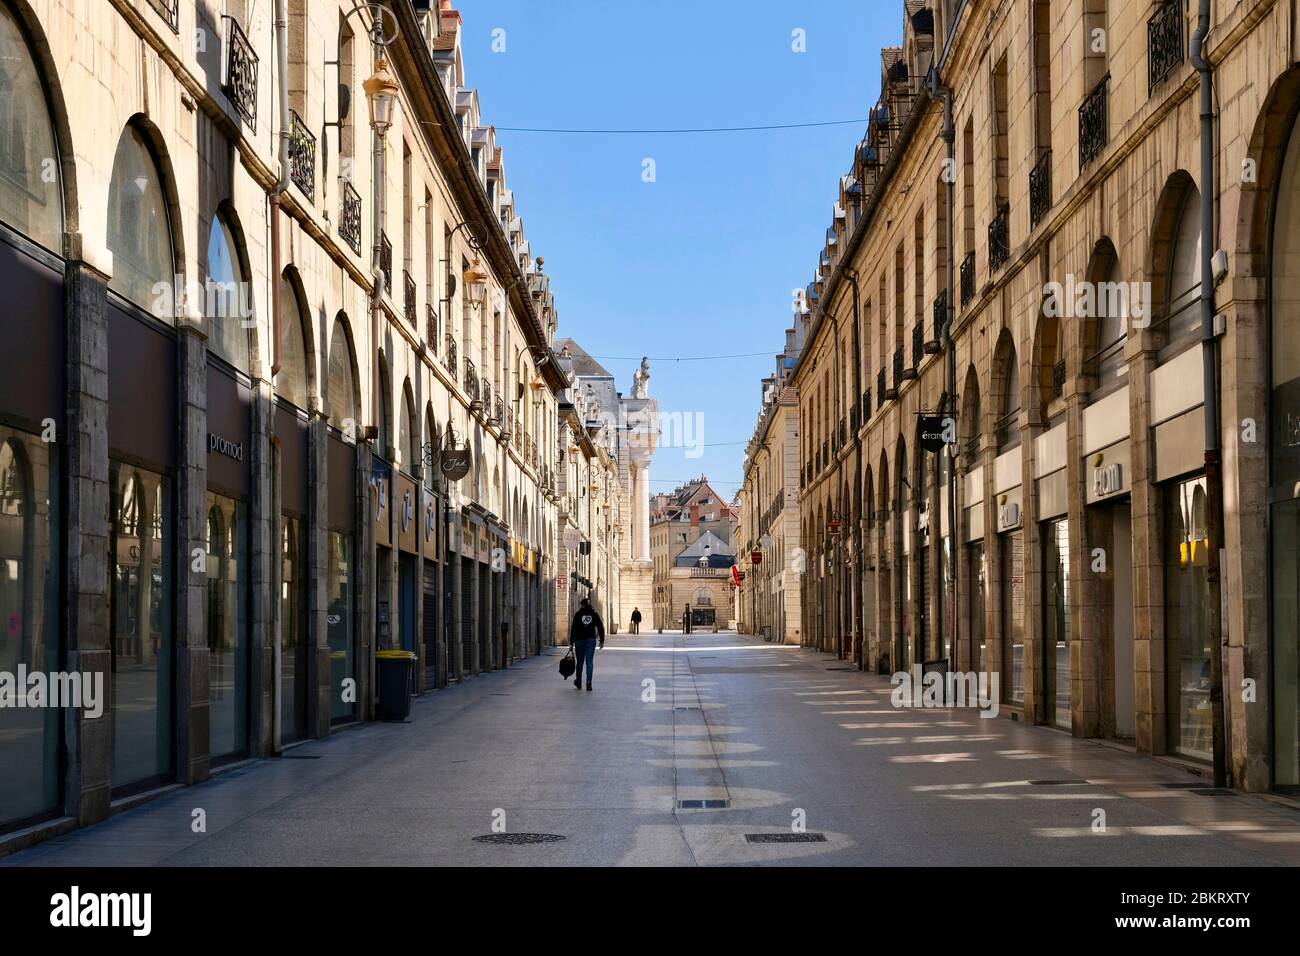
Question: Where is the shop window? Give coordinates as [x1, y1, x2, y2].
[376, 353, 393, 462]
[969, 540, 987, 675]
[280, 516, 306, 744]
[107, 126, 174, 319]
[1042, 517, 1070, 729]
[0, 5, 63, 252]
[206, 493, 248, 761]
[328, 531, 355, 723]
[1156, 182, 1203, 357]
[1001, 529, 1024, 703]
[1165, 477, 1211, 760]
[0, 431, 58, 830]
[110, 464, 174, 792]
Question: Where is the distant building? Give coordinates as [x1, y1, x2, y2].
[650, 477, 737, 630]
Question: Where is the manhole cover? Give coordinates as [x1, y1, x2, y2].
[746, 833, 827, 844]
[826, 667, 856, 672]
[1190, 788, 1236, 797]
[472, 833, 567, 845]
[678, 799, 730, 809]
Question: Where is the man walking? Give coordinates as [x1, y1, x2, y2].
[630, 607, 642, 635]
[569, 596, 604, 691]
[683, 603, 692, 635]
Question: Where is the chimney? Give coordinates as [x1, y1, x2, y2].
[690, 503, 700, 527]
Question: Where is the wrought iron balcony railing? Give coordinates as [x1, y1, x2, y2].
[426, 304, 439, 354]
[929, 290, 947, 351]
[464, 358, 479, 402]
[444, 334, 458, 377]
[960, 251, 976, 306]
[146, 0, 179, 32]
[380, 233, 392, 295]
[989, 203, 1011, 273]
[862, 387, 872, 421]
[404, 270, 417, 325]
[490, 396, 503, 429]
[339, 179, 362, 255]
[1029, 149, 1051, 229]
[896, 346, 914, 384]
[877, 368, 888, 406]
[911, 323, 924, 368]
[286, 109, 315, 202]
[1052, 360, 1067, 399]
[222, 16, 258, 127]
[481, 378, 492, 411]
[1148, 1, 1184, 94]
[1079, 75, 1109, 168]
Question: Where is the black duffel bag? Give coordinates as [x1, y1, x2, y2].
[558, 647, 576, 678]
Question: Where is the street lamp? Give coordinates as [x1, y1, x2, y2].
[363, 54, 399, 138]
[462, 252, 488, 312]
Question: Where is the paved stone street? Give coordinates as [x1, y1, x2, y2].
[6, 633, 1300, 867]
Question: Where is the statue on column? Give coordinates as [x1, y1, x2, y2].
[632, 356, 650, 399]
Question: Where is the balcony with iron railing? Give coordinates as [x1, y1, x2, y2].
[464, 357, 479, 403]
[222, 15, 258, 127]
[896, 346, 914, 384]
[989, 203, 1010, 273]
[1148, 0, 1184, 94]
[146, 0, 179, 32]
[1079, 75, 1109, 168]
[288, 109, 315, 202]
[861, 387, 872, 421]
[1052, 360, 1067, 399]
[444, 334, 458, 377]
[960, 251, 976, 306]
[929, 291, 946, 352]
[339, 179, 362, 255]
[837, 418, 847, 449]
[1029, 150, 1052, 229]
[404, 271, 417, 325]
[911, 323, 924, 369]
[490, 396, 503, 429]
[380, 234, 393, 295]
[426, 304, 438, 354]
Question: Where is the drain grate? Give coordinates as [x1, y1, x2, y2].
[1159, 781, 1204, 789]
[472, 833, 566, 845]
[746, 832, 827, 844]
[675, 706, 701, 711]
[281, 754, 321, 760]
[826, 666, 857, 672]
[1189, 787, 1236, 797]
[678, 799, 730, 809]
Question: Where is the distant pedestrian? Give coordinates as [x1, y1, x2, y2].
[683, 603, 692, 634]
[569, 597, 604, 691]
[630, 607, 642, 635]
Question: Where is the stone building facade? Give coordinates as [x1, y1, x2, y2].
[0, 0, 568, 852]
[649, 477, 737, 630]
[738, 328, 805, 644]
[748, 0, 1300, 793]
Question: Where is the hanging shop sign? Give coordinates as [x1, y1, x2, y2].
[918, 414, 950, 454]
[441, 447, 471, 482]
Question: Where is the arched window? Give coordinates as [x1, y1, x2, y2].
[326, 314, 358, 433]
[376, 353, 392, 460]
[424, 406, 438, 491]
[0, 4, 62, 250]
[961, 367, 982, 459]
[107, 125, 174, 317]
[399, 381, 417, 476]
[276, 273, 309, 410]
[205, 210, 251, 373]
[994, 335, 1020, 451]
[1085, 240, 1127, 392]
[1163, 184, 1203, 352]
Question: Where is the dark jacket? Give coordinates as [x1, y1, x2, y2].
[570, 606, 605, 644]
[630, 609, 642, 623]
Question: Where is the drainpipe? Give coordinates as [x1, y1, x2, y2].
[1191, 0, 1228, 790]
[845, 268, 865, 666]
[269, 0, 291, 755]
[928, 63, 959, 677]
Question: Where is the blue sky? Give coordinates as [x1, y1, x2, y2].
[462, 1, 891, 499]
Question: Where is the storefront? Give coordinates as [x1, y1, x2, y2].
[1271, 100, 1300, 790]
[963, 463, 986, 677]
[328, 433, 357, 724]
[994, 447, 1024, 705]
[0, 2, 65, 828]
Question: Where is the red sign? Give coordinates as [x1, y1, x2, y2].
[731, 566, 742, 587]
[750, 550, 763, 565]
